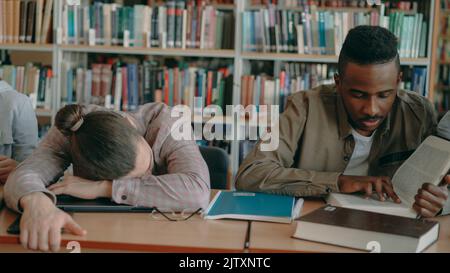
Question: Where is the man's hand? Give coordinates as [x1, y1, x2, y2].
[413, 175, 450, 218]
[338, 175, 401, 203]
[48, 175, 112, 200]
[0, 156, 18, 184]
[19, 192, 87, 252]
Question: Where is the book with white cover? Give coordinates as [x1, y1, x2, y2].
[327, 136, 450, 218]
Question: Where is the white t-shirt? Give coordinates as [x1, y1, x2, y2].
[343, 129, 375, 176]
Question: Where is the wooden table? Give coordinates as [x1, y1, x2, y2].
[0, 188, 249, 253]
[1, 187, 449, 253]
[249, 198, 450, 253]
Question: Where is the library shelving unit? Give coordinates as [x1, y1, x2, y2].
[433, 0, 450, 114]
[0, 0, 441, 184]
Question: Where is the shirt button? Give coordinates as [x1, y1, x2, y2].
[121, 195, 127, 201]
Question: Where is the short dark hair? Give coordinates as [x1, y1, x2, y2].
[338, 25, 400, 76]
[55, 104, 141, 181]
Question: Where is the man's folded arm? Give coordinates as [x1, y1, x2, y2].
[235, 95, 341, 197]
[4, 127, 71, 212]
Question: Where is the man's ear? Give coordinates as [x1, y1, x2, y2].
[334, 73, 342, 95]
[397, 72, 403, 85]
[334, 73, 340, 86]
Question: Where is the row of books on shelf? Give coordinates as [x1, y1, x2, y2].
[61, 58, 234, 112]
[241, 63, 337, 110]
[442, 0, 450, 10]
[241, 63, 336, 111]
[438, 64, 450, 87]
[240, 63, 428, 112]
[0, 63, 52, 109]
[436, 91, 450, 113]
[62, 0, 235, 49]
[438, 40, 450, 62]
[0, 0, 54, 44]
[439, 15, 450, 62]
[242, 6, 428, 58]
[250, 0, 420, 10]
[149, 0, 234, 5]
[399, 66, 427, 97]
[0, 60, 428, 116]
[437, 63, 450, 111]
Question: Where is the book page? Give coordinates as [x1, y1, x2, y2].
[393, 136, 450, 207]
[329, 193, 408, 209]
[327, 193, 417, 218]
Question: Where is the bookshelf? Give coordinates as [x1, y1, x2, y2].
[241, 52, 430, 65]
[59, 45, 236, 57]
[0, 43, 54, 52]
[434, 0, 450, 113]
[0, 0, 441, 183]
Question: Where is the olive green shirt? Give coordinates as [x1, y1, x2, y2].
[236, 84, 449, 215]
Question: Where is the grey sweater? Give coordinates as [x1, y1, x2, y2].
[0, 80, 38, 162]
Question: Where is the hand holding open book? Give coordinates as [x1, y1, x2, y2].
[332, 136, 450, 218]
[413, 175, 450, 218]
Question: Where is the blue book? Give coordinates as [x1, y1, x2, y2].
[67, 6, 75, 43]
[127, 64, 138, 111]
[169, 69, 174, 106]
[250, 12, 256, 52]
[67, 69, 73, 104]
[205, 191, 304, 224]
[318, 12, 326, 55]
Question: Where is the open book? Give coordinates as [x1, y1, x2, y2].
[328, 136, 450, 218]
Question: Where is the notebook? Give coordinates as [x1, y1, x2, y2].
[204, 191, 304, 224]
[55, 195, 154, 213]
[293, 205, 439, 253]
[328, 136, 450, 218]
[7, 194, 155, 235]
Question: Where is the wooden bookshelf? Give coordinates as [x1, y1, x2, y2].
[0, 43, 53, 52]
[431, 0, 445, 111]
[211, 3, 234, 11]
[0, 0, 441, 181]
[241, 52, 430, 66]
[59, 45, 235, 58]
